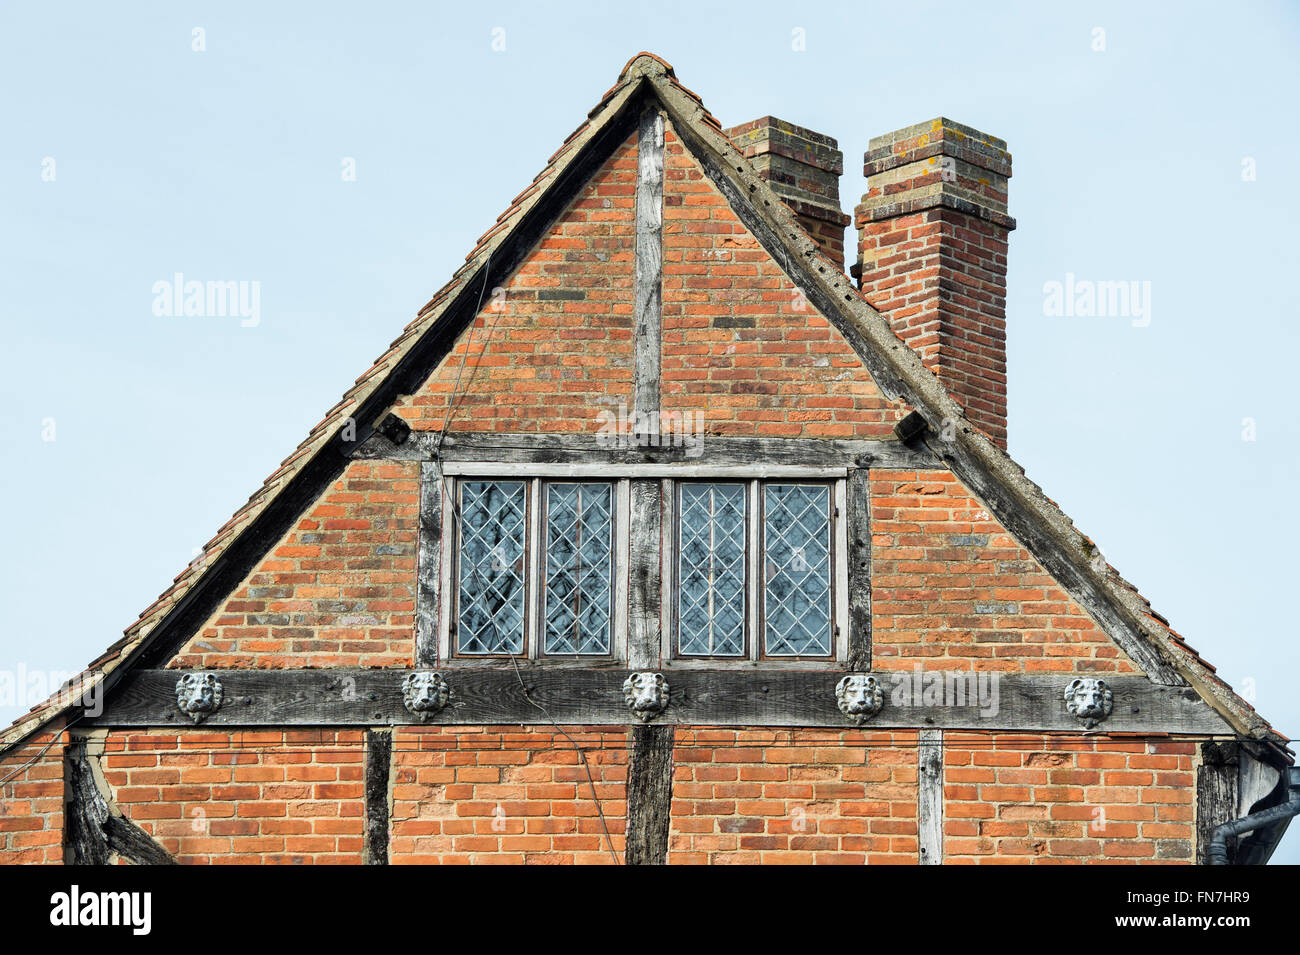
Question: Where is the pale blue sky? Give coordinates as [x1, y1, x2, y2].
[2, 1, 1297, 861]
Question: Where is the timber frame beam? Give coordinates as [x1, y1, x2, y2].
[65, 735, 178, 865]
[351, 431, 942, 470]
[87, 668, 1232, 734]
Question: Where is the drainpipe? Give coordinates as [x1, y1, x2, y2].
[1209, 766, 1300, 865]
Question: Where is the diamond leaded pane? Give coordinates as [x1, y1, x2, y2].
[457, 481, 527, 654]
[763, 484, 832, 656]
[544, 483, 613, 655]
[678, 483, 746, 656]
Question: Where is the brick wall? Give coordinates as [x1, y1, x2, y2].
[394, 133, 638, 435]
[943, 734, 1195, 863]
[392, 126, 908, 443]
[390, 726, 627, 864]
[871, 468, 1138, 674]
[101, 730, 365, 864]
[669, 728, 918, 864]
[661, 127, 908, 439]
[0, 729, 64, 864]
[172, 459, 419, 668]
[0, 725, 1211, 866]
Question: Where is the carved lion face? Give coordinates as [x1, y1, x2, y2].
[1064, 677, 1112, 728]
[622, 672, 668, 721]
[835, 674, 882, 724]
[402, 671, 450, 719]
[175, 672, 223, 723]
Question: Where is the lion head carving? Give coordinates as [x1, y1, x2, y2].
[1064, 677, 1113, 728]
[402, 671, 450, 720]
[174, 672, 223, 723]
[622, 672, 668, 722]
[835, 674, 883, 724]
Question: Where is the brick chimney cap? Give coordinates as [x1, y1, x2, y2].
[864, 117, 1012, 178]
[723, 116, 845, 177]
[724, 116, 841, 150]
[619, 52, 676, 83]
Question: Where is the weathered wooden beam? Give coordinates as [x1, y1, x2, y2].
[628, 480, 662, 669]
[89, 669, 1234, 734]
[917, 728, 943, 865]
[354, 431, 942, 470]
[364, 729, 392, 865]
[103, 815, 177, 866]
[1197, 740, 1239, 865]
[415, 461, 442, 667]
[65, 736, 178, 865]
[634, 106, 665, 425]
[846, 467, 871, 671]
[65, 738, 110, 866]
[625, 724, 673, 865]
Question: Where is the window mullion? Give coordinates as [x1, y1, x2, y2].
[438, 475, 455, 662]
[748, 479, 761, 661]
[526, 479, 542, 659]
[658, 479, 673, 662]
[616, 479, 632, 663]
[706, 488, 717, 653]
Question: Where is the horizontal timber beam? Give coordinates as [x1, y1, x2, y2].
[351, 431, 942, 470]
[87, 669, 1232, 734]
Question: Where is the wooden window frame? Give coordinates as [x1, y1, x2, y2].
[661, 477, 848, 669]
[438, 474, 628, 666]
[436, 463, 848, 669]
[672, 480, 751, 660]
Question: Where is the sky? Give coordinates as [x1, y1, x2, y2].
[2, 1, 1298, 861]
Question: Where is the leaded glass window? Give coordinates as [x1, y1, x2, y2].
[678, 483, 746, 656]
[544, 483, 613, 655]
[763, 484, 832, 656]
[456, 480, 527, 654]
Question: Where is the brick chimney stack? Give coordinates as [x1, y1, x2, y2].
[726, 117, 851, 270]
[854, 118, 1015, 448]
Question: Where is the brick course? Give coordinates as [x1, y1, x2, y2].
[172, 459, 419, 668]
[0, 729, 64, 864]
[943, 734, 1195, 864]
[390, 726, 627, 864]
[669, 728, 919, 865]
[871, 469, 1138, 673]
[101, 730, 365, 864]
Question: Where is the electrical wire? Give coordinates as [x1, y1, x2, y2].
[433, 250, 494, 461]
[0, 714, 80, 788]
[506, 653, 621, 865]
[424, 247, 622, 862]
